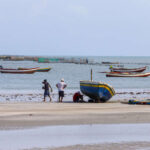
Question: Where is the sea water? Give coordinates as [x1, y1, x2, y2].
[0, 56, 150, 101]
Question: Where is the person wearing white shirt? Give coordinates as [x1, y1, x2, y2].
[56, 78, 67, 102]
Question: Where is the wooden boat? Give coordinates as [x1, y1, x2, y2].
[18, 67, 40, 70]
[102, 62, 119, 64]
[106, 72, 150, 77]
[18, 67, 51, 72]
[110, 66, 146, 73]
[0, 68, 37, 74]
[36, 67, 51, 72]
[80, 80, 115, 102]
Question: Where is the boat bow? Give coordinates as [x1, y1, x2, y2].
[80, 80, 115, 102]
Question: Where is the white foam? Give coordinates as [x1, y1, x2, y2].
[0, 88, 150, 102]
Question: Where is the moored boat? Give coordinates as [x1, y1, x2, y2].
[18, 67, 40, 70]
[106, 72, 150, 77]
[110, 66, 146, 73]
[80, 80, 115, 102]
[36, 67, 51, 72]
[0, 68, 37, 74]
[102, 62, 119, 64]
[18, 67, 51, 72]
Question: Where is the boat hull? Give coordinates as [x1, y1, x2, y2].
[0, 69, 36, 74]
[80, 81, 115, 102]
[18, 67, 51, 72]
[36, 68, 51, 72]
[18, 67, 40, 70]
[110, 66, 146, 73]
[106, 72, 150, 77]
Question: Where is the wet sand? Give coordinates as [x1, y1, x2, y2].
[0, 102, 150, 129]
[49, 142, 150, 150]
[26, 142, 150, 150]
[1, 102, 150, 150]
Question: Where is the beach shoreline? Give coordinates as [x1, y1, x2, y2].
[0, 102, 150, 130]
[46, 142, 150, 150]
[1, 88, 150, 102]
[48, 142, 150, 150]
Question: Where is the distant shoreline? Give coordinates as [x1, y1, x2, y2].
[0, 55, 90, 64]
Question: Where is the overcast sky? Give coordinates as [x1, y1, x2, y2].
[0, 0, 150, 56]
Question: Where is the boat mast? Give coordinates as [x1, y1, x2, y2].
[91, 69, 93, 81]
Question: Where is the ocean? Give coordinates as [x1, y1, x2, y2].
[0, 56, 150, 102]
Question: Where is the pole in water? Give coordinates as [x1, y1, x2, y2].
[91, 69, 93, 81]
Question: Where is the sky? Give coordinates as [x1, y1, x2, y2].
[0, 0, 150, 56]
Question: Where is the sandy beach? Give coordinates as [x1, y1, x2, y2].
[0, 102, 150, 129]
[50, 142, 150, 150]
[1, 102, 150, 150]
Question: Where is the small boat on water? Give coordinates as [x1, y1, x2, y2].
[18, 67, 51, 72]
[80, 80, 115, 102]
[102, 62, 119, 64]
[36, 67, 51, 72]
[18, 67, 40, 70]
[110, 66, 146, 73]
[106, 72, 150, 77]
[0, 68, 36, 74]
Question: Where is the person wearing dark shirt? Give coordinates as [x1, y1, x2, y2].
[42, 79, 53, 102]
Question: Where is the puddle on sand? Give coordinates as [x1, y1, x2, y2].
[0, 124, 150, 150]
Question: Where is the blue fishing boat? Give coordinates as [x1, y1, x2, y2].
[80, 80, 115, 102]
[128, 99, 150, 105]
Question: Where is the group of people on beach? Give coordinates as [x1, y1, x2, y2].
[42, 78, 67, 102]
[42, 79, 84, 103]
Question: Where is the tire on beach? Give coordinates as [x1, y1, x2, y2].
[88, 98, 107, 103]
[100, 98, 107, 103]
[95, 98, 107, 103]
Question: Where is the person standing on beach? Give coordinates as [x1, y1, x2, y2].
[56, 78, 67, 102]
[42, 79, 53, 102]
